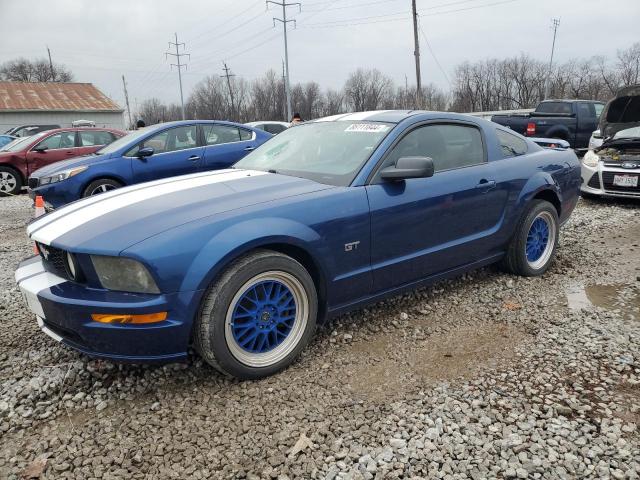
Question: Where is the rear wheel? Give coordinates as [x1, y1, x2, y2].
[0, 166, 22, 196]
[82, 178, 122, 197]
[501, 200, 559, 276]
[195, 250, 318, 379]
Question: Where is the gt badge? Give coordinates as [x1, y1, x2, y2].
[344, 241, 360, 252]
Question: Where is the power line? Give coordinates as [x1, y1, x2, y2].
[267, 0, 301, 121]
[418, 19, 452, 88]
[165, 33, 190, 120]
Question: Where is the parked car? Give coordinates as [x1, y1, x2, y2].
[28, 120, 272, 209]
[0, 127, 125, 196]
[245, 121, 290, 135]
[491, 100, 605, 150]
[581, 126, 640, 199]
[17, 111, 580, 379]
[0, 134, 16, 149]
[4, 124, 60, 137]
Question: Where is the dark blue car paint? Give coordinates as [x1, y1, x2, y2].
[29, 120, 272, 208]
[20, 111, 581, 362]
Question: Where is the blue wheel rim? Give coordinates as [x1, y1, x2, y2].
[230, 279, 297, 354]
[526, 217, 550, 263]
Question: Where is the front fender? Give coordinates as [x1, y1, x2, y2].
[180, 217, 325, 292]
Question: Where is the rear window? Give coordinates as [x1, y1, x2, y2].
[496, 129, 528, 157]
[535, 102, 572, 115]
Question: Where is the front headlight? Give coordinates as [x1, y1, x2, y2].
[91, 256, 160, 294]
[39, 166, 88, 185]
[583, 150, 600, 168]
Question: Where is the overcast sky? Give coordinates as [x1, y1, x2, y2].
[1, 0, 638, 111]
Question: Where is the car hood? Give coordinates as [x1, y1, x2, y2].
[31, 153, 111, 177]
[26, 169, 334, 252]
[600, 85, 640, 138]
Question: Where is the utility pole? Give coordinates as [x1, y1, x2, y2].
[122, 75, 133, 129]
[165, 33, 190, 120]
[412, 0, 422, 108]
[405, 74, 409, 109]
[544, 19, 560, 100]
[268, 0, 301, 121]
[282, 60, 287, 121]
[221, 62, 236, 121]
[46, 46, 55, 81]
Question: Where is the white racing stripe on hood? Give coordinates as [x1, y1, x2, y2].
[28, 169, 239, 234]
[31, 169, 268, 245]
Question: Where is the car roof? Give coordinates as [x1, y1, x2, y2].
[146, 119, 256, 130]
[313, 110, 487, 124]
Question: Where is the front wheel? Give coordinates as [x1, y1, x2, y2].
[0, 166, 22, 196]
[194, 250, 318, 379]
[82, 178, 122, 197]
[501, 200, 559, 276]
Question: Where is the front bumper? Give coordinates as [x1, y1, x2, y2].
[28, 180, 83, 209]
[15, 256, 203, 362]
[580, 161, 640, 199]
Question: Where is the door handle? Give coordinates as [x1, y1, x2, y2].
[476, 179, 496, 191]
[65, 151, 75, 155]
[187, 155, 201, 161]
[244, 146, 255, 151]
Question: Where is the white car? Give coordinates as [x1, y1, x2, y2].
[581, 126, 640, 199]
[245, 121, 290, 135]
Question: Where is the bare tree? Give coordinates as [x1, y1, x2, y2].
[344, 68, 393, 111]
[0, 57, 73, 82]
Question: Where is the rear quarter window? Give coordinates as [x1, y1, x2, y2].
[496, 129, 528, 157]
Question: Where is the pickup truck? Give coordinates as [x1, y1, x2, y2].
[491, 100, 604, 150]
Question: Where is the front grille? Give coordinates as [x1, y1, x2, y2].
[37, 243, 70, 280]
[587, 173, 600, 189]
[28, 177, 39, 189]
[602, 171, 640, 194]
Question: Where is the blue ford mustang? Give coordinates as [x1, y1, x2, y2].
[27, 120, 272, 209]
[16, 111, 580, 379]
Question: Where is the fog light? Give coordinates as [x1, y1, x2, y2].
[91, 312, 167, 324]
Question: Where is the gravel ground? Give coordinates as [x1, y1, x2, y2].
[0, 194, 638, 479]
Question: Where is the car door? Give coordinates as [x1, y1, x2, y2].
[77, 130, 117, 156]
[129, 124, 203, 183]
[575, 103, 600, 149]
[200, 124, 257, 170]
[25, 131, 82, 175]
[365, 122, 507, 293]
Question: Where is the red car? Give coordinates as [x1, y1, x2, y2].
[0, 127, 125, 196]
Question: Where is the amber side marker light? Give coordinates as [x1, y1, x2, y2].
[91, 312, 167, 324]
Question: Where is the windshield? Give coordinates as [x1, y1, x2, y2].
[96, 128, 148, 155]
[234, 121, 393, 186]
[3, 132, 46, 152]
[613, 126, 640, 140]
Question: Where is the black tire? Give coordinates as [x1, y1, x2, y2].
[194, 249, 318, 379]
[82, 178, 122, 197]
[501, 200, 559, 277]
[0, 166, 23, 196]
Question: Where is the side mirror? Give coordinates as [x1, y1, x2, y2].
[33, 145, 48, 152]
[380, 156, 435, 181]
[137, 146, 154, 158]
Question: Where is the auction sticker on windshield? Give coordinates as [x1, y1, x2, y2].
[345, 123, 390, 133]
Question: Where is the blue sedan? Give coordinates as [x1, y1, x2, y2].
[0, 134, 17, 149]
[16, 111, 580, 379]
[28, 120, 272, 209]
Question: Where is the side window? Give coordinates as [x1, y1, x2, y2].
[79, 131, 115, 146]
[496, 129, 528, 157]
[239, 128, 253, 141]
[594, 103, 604, 119]
[35, 131, 76, 150]
[265, 124, 286, 134]
[381, 124, 484, 175]
[202, 124, 242, 146]
[126, 125, 197, 156]
[577, 103, 594, 118]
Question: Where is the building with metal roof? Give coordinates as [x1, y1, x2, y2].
[0, 82, 124, 132]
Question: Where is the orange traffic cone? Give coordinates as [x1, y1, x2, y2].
[34, 196, 45, 218]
